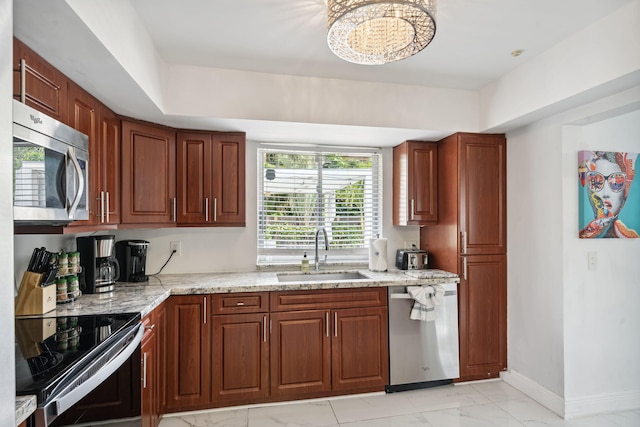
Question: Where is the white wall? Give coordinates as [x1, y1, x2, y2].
[562, 109, 640, 417]
[506, 87, 640, 418]
[1, 0, 16, 423]
[13, 144, 419, 277]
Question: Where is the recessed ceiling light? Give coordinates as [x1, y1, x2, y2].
[511, 49, 524, 57]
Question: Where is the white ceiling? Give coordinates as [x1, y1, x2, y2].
[128, 0, 631, 90]
[13, 0, 636, 146]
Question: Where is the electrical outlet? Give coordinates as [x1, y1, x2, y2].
[170, 241, 182, 256]
[404, 240, 418, 249]
[587, 251, 597, 270]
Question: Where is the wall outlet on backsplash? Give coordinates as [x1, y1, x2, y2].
[403, 240, 418, 249]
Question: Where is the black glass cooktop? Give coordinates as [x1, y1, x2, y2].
[15, 312, 140, 402]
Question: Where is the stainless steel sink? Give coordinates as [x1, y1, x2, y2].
[277, 271, 370, 282]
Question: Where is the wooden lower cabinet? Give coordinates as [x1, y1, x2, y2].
[141, 310, 160, 427]
[270, 310, 332, 398]
[164, 296, 211, 412]
[458, 254, 507, 381]
[163, 288, 388, 413]
[332, 306, 389, 392]
[211, 313, 269, 403]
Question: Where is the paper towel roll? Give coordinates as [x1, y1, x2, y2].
[369, 238, 388, 272]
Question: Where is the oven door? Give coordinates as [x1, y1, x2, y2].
[34, 323, 143, 427]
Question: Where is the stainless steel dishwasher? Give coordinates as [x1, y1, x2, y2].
[386, 282, 460, 392]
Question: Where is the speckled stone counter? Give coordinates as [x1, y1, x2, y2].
[51, 268, 459, 317]
[15, 395, 36, 426]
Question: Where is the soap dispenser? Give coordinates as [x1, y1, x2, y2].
[301, 251, 310, 273]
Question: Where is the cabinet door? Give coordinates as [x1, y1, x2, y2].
[67, 83, 99, 226]
[13, 37, 69, 124]
[270, 310, 331, 397]
[211, 134, 245, 226]
[121, 120, 176, 225]
[393, 141, 437, 225]
[97, 106, 121, 225]
[177, 132, 212, 224]
[141, 313, 157, 427]
[459, 134, 506, 255]
[165, 296, 211, 412]
[458, 254, 506, 381]
[409, 142, 438, 223]
[155, 302, 168, 414]
[332, 307, 389, 392]
[211, 313, 269, 402]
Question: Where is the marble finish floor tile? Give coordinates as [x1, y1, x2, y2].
[340, 413, 433, 427]
[329, 392, 417, 424]
[247, 400, 338, 427]
[402, 383, 492, 412]
[155, 382, 640, 427]
[159, 408, 248, 426]
[470, 381, 527, 402]
[421, 402, 526, 427]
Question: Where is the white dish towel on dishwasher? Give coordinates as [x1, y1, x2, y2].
[407, 284, 445, 321]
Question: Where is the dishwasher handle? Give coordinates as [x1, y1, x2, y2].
[389, 291, 456, 299]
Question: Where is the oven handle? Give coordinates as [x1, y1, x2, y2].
[38, 323, 143, 426]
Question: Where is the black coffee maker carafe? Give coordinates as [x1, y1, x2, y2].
[115, 240, 149, 282]
[76, 235, 120, 294]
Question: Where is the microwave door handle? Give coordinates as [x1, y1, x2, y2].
[67, 147, 84, 219]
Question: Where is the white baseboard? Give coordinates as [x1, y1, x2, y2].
[501, 369, 640, 419]
[500, 370, 565, 418]
[565, 390, 640, 419]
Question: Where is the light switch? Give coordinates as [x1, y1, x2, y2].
[587, 251, 597, 270]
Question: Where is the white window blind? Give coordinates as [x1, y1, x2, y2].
[258, 146, 382, 264]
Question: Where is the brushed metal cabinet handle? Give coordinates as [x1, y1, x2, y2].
[142, 352, 148, 389]
[172, 198, 177, 222]
[213, 198, 217, 222]
[263, 316, 267, 342]
[334, 312, 338, 337]
[203, 297, 207, 324]
[100, 191, 105, 223]
[106, 191, 110, 223]
[325, 312, 329, 337]
[463, 257, 468, 280]
[205, 197, 209, 222]
[20, 59, 26, 103]
[410, 199, 415, 221]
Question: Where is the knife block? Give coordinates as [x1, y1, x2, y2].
[15, 271, 56, 316]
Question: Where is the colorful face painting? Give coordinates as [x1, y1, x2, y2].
[578, 150, 639, 238]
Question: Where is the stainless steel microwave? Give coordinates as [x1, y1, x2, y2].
[13, 100, 89, 225]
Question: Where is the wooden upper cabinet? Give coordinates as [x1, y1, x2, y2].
[393, 140, 438, 225]
[121, 120, 177, 225]
[13, 37, 69, 124]
[67, 83, 100, 227]
[97, 106, 121, 225]
[458, 133, 506, 255]
[177, 131, 245, 226]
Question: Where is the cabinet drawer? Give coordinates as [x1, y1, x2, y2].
[212, 292, 269, 314]
[271, 288, 387, 312]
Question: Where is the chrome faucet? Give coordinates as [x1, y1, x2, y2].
[314, 227, 329, 271]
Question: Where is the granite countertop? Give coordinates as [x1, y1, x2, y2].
[52, 268, 459, 318]
[16, 395, 36, 426]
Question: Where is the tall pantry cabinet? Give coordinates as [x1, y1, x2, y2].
[420, 132, 507, 382]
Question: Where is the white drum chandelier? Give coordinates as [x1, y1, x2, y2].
[327, 0, 437, 65]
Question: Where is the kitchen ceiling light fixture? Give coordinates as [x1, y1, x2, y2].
[327, 0, 436, 65]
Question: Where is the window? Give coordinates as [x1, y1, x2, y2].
[258, 146, 382, 265]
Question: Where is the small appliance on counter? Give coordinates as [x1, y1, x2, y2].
[77, 235, 120, 294]
[115, 240, 149, 282]
[395, 248, 428, 270]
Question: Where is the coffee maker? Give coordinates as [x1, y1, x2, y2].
[76, 235, 120, 294]
[115, 240, 149, 282]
